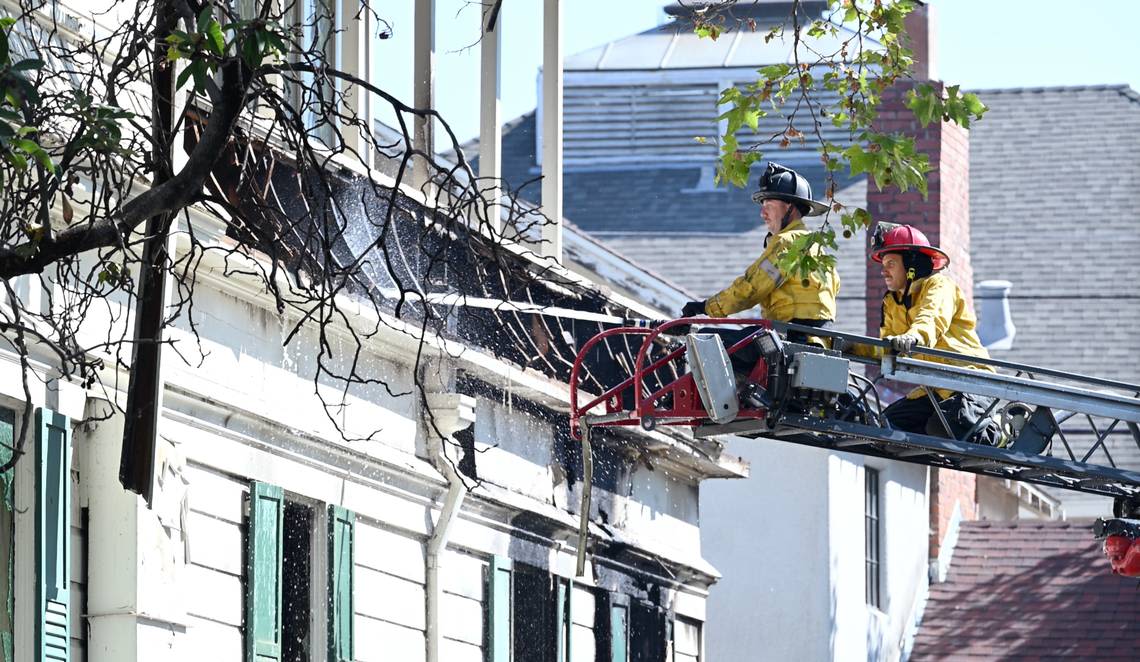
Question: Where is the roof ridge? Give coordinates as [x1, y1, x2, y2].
[961, 519, 1092, 529]
[970, 83, 1140, 104]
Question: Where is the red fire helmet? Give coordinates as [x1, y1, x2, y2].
[869, 224, 950, 271]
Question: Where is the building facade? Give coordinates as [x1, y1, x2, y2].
[0, 1, 750, 661]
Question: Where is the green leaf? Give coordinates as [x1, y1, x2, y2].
[262, 30, 285, 54]
[963, 92, 987, 117]
[695, 24, 723, 41]
[190, 60, 207, 90]
[758, 63, 791, 80]
[175, 63, 195, 90]
[6, 150, 27, 170]
[12, 137, 39, 153]
[905, 88, 938, 127]
[10, 58, 44, 72]
[241, 34, 261, 68]
[744, 109, 760, 131]
[30, 146, 55, 172]
[196, 5, 212, 33]
[206, 20, 225, 55]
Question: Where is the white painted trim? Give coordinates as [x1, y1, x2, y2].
[13, 409, 34, 662]
[479, 4, 502, 236]
[338, 0, 372, 160]
[309, 496, 331, 662]
[413, 0, 435, 188]
[565, 67, 770, 87]
[540, 0, 563, 262]
[722, 31, 744, 68]
[595, 40, 614, 70]
[159, 372, 728, 586]
[657, 33, 679, 69]
[0, 349, 86, 422]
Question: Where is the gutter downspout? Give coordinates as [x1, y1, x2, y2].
[424, 393, 476, 662]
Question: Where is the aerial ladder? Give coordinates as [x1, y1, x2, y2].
[568, 318, 1140, 578]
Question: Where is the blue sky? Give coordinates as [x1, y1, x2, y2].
[372, 0, 1140, 145]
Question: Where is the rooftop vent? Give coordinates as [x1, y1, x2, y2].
[976, 280, 1016, 351]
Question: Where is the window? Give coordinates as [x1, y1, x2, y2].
[486, 558, 670, 662]
[599, 592, 630, 662]
[672, 617, 701, 662]
[226, 0, 339, 146]
[0, 406, 14, 655]
[511, 563, 555, 661]
[294, 0, 336, 144]
[245, 483, 354, 662]
[629, 600, 667, 662]
[865, 467, 882, 609]
[282, 502, 313, 661]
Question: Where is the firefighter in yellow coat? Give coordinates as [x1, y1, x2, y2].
[680, 162, 840, 343]
[868, 223, 1000, 445]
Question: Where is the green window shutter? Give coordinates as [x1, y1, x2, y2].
[1, 405, 15, 662]
[555, 579, 573, 662]
[327, 505, 354, 662]
[36, 408, 70, 662]
[487, 555, 512, 662]
[609, 601, 629, 662]
[246, 482, 284, 662]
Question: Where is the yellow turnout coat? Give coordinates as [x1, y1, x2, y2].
[704, 219, 839, 322]
[878, 273, 994, 399]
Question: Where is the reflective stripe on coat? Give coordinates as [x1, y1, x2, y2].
[704, 219, 839, 322]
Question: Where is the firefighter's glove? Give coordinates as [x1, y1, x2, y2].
[681, 300, 706, 318]
[887, 334, 920, 354]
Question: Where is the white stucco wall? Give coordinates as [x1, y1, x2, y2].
[703, 441, 929, 662]
[701, 438, 832, 662]
[828, 455, 928, 662]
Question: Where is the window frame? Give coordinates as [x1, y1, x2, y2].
[245, 482, 347, 662]
[864, 466, 882, 610]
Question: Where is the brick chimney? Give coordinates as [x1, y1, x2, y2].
[865, 81, 973, 305]
[863, 1, 977, 566]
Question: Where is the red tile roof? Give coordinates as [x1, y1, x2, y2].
[911, 520, 1140, 661]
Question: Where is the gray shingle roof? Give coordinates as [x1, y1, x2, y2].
[967, 85, 1140, 515]
[495, 111, 861, 235]
[969, 85, 1140, 382]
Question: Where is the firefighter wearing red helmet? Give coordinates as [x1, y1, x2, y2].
[868, 222, 1001, 445]
[679, 162, 839, 340]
